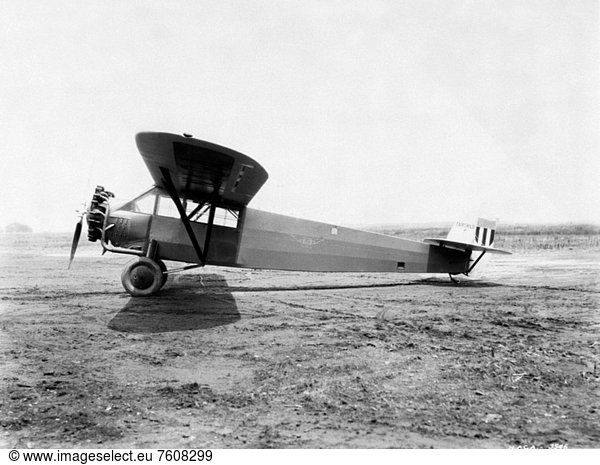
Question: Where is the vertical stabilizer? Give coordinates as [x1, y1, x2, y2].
[446, 218, 498, 247]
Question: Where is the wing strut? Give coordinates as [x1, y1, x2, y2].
[187, 202, 206, 220]
[160, 167, 207, 266]
[203, 201, 217, 263]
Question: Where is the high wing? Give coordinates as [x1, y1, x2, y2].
[135, 132, 268, 207]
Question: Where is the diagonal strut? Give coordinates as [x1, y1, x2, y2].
[160, 167, 206, 265]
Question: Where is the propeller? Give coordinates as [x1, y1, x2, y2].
[68, 204, 86, 270]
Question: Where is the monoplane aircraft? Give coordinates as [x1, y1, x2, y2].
[69, 132, 511, 296]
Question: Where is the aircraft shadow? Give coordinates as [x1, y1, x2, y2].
[412, 277, 503, 288]
[108, 274, 240, 333]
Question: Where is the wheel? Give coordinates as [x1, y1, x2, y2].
[156, 259, 168, 288]
[121, 258, 164, 296]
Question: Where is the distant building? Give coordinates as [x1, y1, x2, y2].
[4, 223, 33, 233]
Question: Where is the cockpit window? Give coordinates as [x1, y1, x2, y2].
[135, 193, 156, 214]
[120, 187, 240, 228]
[157, 196, 181, 218]
[119, 188, 157, 214]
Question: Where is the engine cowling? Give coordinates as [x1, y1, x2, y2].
[87, 186, 114, 242]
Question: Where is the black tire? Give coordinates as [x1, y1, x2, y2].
[121, 258, 164, 296]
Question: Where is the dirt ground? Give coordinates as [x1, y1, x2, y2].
[1, 233, 599, 448]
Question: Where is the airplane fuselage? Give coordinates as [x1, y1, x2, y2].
[101, 187, 470, 275]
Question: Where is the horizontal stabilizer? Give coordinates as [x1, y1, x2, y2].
[423, 238, 512, 255]
[424, 218, 511, 255]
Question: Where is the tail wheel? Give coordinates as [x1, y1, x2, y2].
[121, 258, 164, 296]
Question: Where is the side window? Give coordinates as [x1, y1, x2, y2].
[153, 195, 240, 229]
[213, 208, 239, 228]
[156, 196, 184, 218]
[187, 202, 239, 228]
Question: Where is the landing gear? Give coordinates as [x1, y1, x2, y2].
[157, 259, 168, 287]
[121, 257, 168, 296]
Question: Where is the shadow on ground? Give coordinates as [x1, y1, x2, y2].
[412, 277, 503, 287]
[108, 274, 240, 333]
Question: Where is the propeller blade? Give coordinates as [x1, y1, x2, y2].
[68, 217, 83, 270]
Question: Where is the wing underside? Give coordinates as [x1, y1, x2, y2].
[135, 132, 269, 206]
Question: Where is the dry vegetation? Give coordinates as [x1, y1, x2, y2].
[373, 223, 600, 252]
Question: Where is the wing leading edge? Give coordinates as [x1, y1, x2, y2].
[135, 132, 269, 206]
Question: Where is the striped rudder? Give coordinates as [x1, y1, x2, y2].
[446, 218, 498, 247]
[474, 218, 496, 247]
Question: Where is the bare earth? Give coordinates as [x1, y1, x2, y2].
[1, 233, 599, 448]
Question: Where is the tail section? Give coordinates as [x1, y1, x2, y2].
[423, 218, 511, 279]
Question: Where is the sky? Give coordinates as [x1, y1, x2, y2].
[1, 0, 598, 232]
